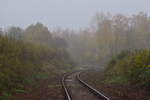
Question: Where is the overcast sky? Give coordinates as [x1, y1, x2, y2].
[0, 0, 149, 30]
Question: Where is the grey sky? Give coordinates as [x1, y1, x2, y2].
[0, 0, 149, 30]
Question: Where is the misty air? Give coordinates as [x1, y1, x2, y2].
[0, 0, 150, 100]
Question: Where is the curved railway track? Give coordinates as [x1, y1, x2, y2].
[62, 71, 110, 100]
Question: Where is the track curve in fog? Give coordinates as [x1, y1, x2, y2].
[62, 71, 110, 100]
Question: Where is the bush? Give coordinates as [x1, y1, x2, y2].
[0, 36, 74, 99]
[105, 50, 150, 87]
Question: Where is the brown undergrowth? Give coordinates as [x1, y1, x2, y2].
[80, 70, 150, 100]
[10, 74, 64, 100]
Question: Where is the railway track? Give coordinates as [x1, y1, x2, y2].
[62, 71, 110, 100]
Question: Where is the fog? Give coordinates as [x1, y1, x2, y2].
[1, 1, 150, 99]
[1, 0, 150, 67]
[0, 0, 150, 30]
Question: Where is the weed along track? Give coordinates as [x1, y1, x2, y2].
[62, 71, 110, 100]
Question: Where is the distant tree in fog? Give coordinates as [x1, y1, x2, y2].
[24, 22, 52, 46]
[7, 27, 23, 40]
[0, 28, 3, 35]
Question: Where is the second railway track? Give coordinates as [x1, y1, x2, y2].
[62, 71, 110, 100]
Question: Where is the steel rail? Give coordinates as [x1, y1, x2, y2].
[62, 71, 111, 100]
[62, 74, 72, 100]
[77, 72, 111, 100]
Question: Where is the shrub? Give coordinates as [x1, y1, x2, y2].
[106, 50, 150, 87]
[0, 36, 74, 99]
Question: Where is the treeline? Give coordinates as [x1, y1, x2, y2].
[57, 12, 150, 66]
[0, 23, 74, 99]
[93, 12, 150, 59]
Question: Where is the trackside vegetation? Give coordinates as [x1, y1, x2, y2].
[105, 50, 150, 87]
[0, 23, 74, 100]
